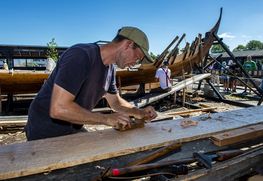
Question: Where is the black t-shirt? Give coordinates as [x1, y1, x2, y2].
[25, 43, 117, 140]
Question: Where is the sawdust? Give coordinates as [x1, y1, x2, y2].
[0, 131, 26, 145]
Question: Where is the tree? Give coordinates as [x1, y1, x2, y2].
[233, 44, 246, 52]
[150, 52, 157, 60]
[246, 40, 263, 50]
[211, 44, 227, 53]
[46, 38, 59, 62]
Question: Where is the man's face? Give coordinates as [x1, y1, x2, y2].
[116, 41, 144, 69]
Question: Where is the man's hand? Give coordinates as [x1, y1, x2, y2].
[141, 106, 157, 121]
[133, 106, 157, 121]
[104, 112, 131, 130]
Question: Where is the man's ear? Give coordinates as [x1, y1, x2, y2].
[123, 39, 133, 50]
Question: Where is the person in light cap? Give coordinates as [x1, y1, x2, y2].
[25, 26, 157, 141]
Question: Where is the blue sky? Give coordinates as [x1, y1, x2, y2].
[1, 0, 262, 54]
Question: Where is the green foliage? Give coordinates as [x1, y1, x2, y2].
[211, 44, 227, 53]
[46, 38, 59, 62]
[246, 40, 263, 50]
[150, 52, 157, 60]
[233, 44, 246, 52]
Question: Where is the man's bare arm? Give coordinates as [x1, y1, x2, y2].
[49, 84, 131, 127]
[105, 93, 157, 121]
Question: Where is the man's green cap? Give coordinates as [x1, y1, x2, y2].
[118, 26, 154, 63]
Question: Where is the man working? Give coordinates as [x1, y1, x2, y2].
[151, 60, 172, 93]
[243, 55, 257, 94]
[25, 26, 157, 141]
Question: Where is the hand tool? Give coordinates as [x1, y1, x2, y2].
[193, 149, 244, 169]
[114, 117, 145, 131]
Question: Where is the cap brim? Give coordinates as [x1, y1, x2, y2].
[141, 49, 154, 63]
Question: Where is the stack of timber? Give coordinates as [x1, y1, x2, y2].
[0, 105, 262, 180]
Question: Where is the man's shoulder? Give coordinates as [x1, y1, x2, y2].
[71, 43, 98, 52]
[156, 68, 165, 73]
[65, 43, 100, 61]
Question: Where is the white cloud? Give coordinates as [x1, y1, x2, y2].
[219, 32, 235, 39]
[241, 34, 252, 39]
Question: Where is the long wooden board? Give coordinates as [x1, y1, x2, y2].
[130, 73, 211, 108]
[0, 106, 263, 180]
[211, 124, 263, 146]
[0, 108, 113, 128]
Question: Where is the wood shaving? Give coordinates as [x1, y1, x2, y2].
[180, 119, 198, 128]
[161, 127, 172, 132]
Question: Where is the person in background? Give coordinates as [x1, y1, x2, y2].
[228, 59, 237, 92]
[220, 61, 229, 92]
[3, 60, 9, 70]
[242, 55, 257, 94]
[256, 60, 262, 71]
[25, 26, 157, 141]
[151, 60, 172, 93]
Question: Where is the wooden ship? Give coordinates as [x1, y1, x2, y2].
[117, 8, 222, 87]
[0, 70, 48, 94]
[0, 9, 222, 96]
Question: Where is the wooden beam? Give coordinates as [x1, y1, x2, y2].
[166, 107, 217, 116]
[0, 86, 2, 113]
[0, 120, 27, 127]
[130, 73, 211, 108]
[0, 108, 112, 129]
[0, 106, 263, 179]
[211, 124, 263, 146]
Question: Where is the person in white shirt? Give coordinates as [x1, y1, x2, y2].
[151, 60, 172, 93]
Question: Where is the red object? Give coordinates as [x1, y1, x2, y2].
[112, 169, 120, 176]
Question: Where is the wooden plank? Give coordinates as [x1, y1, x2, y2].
[0, 106, 263, 180]
[0, 86, 2, 113]
[0, 115, 28, 121]
[0, 120, 27, 127]
[130, 73, 211, 108]
[166, 107, 217, 115]
[0, 108, 112, 128]
[211, 124, 263, 146]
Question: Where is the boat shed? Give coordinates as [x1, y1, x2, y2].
[0, 44, 68, 70]
[219, 49, 263, 63]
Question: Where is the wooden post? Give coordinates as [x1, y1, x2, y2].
[0, 86, 2, 114]
[182, 88, 185, 107]
[173, 91, 177, 104]
[117, 76, 122, 97]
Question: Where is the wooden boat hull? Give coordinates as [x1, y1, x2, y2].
[0, 70, 48, 94]
[116, 9, 222, 87]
